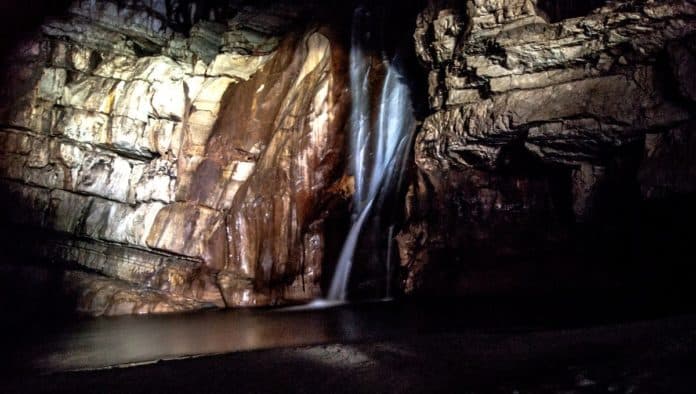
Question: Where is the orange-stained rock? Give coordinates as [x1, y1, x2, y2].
[0, 2, 350, 314]
[196, 29, 351, 306]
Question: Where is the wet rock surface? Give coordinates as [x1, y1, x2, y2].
[399, 0, 696, 294]
[0, 1, 350, 313]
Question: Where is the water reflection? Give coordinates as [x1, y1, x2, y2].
[29, 301, 404, 372]
[20, 291, 694, 373]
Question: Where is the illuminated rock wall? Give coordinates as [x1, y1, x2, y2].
[0, 1, 350, 314]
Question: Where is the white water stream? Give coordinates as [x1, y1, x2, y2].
[326, 7, 416, 301]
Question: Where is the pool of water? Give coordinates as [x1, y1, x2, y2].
[8, 289, 696, 373]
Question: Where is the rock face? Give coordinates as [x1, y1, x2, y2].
[0, 1, 350, 314]
[400, 0, 696, 293]
[2, 0, 696, 312]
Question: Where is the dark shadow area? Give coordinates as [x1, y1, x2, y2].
[0, 179, 82, 372]
[536, 0, 608, 23]
[2, 297, 696, 392]
[0, 259, 81, 374]
[408, 131, 696, 305]
[0, 0, 73, 58]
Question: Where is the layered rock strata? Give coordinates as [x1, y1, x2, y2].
[3, 0, 695, 311]
[0, 1, 349, 314]
[400, 0, 696, 293]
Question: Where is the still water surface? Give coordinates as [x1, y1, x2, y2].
[11, 293, 696, 373]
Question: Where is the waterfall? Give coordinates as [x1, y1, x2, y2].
[326, 7, 416, 301]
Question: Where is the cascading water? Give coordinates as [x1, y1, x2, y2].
[326, 6, 416, 302]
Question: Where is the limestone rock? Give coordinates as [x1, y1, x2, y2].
[222, 27, 279, 56]
[203, 31, 350, 305]
[413, 0, 696, 169]
[188, 21, 226, 63]
[63, 270, 216, 316]
[0, 2, 348, 314]
[400, 0, 696, 294]
[206, 52, 273, 80]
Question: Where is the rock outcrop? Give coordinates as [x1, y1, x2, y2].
[400, 0, 696, 293]
[0, 1, 350, 314]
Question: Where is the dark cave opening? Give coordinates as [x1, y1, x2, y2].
[536, 0, 608, 23]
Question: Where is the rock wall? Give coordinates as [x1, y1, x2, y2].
[0, 1, 350, 315]
[2, 0, 696, 312]
[399, 0, 696, 294]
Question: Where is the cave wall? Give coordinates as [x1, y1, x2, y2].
[0, 1, 351, 314]
[1, 0, 695, 313]
[399, 0, 696, 294]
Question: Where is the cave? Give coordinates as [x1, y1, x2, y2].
[1, 0, 696, 392]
